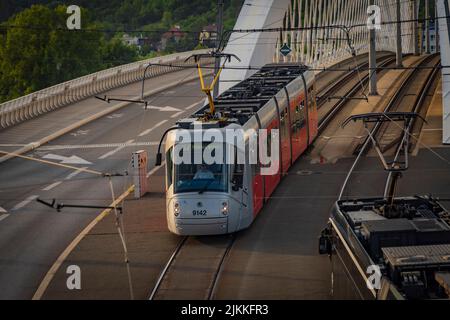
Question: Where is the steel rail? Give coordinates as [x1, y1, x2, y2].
[383, 59, 441, 196]
[318, 56, 397, 133]
[338, 54, 439, 200]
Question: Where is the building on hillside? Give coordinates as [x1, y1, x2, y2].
[122, 34, 139, 47]
[199, 24, 218, 48]
[160, 26, 186, 51]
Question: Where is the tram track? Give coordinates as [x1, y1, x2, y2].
[148, 234, 236, 300]
[317, 55, 397, 133]
[356, 53, 440, 154]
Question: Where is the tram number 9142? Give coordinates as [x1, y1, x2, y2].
[192, 210, 207, 216]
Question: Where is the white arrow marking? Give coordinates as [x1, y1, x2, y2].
[0, 206, 7, 213]
[144, 105, 182, 112]
[0, 214, 10, 222]
[43, 154, 92, 165]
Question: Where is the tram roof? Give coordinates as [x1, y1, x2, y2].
[177, 63, 308, 129]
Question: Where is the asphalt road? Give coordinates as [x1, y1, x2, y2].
[0, 77, 206, 299]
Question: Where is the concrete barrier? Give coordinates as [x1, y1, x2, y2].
[0, 49, 210, 129]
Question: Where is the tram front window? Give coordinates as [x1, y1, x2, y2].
[174, 162, 228, 194]
[174, 143, 228, 193]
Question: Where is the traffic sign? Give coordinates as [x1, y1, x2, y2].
[280, 43, 292, 56]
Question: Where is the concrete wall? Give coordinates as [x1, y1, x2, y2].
[219, 0, 290, 94]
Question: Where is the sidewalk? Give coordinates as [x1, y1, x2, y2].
[40, 167, 179, 300]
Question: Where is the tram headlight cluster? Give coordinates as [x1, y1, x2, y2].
[221, 201, 229, 215]
[174, 202, 181, 216]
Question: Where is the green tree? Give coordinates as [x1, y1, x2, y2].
[0, 5, 104, 103]
[101, 37, 139, 69]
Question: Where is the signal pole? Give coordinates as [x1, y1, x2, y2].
[435, 2, 440, 52]
[413, 0, 419, 55]
[396, 0, 403, 67]
[213, 0, 224, 99]
[425, 0, 431, 54]
[369, 0, 378, 96]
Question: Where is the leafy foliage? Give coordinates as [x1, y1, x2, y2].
[0, 1, 243, 103]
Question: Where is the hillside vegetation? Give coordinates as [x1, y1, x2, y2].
[0, 1, 243, 103]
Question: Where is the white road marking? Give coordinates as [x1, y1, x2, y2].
[107, 113, 123, 119]
[144, 105, 182, 112]
[161, 90, 176, 95]
[12, 195, 39, 211]
[43, 154, 92, 165]
[42, 181, 63, 191]
[0, 214, 10, 222]
[98, 139, 134, 159]
[0, 206, 7, 213]
[0, 144, 28, 148]
[186, 100, 205, 110]
[42, 166, 89, 191]
[38, 142, 159, 151]
[138, 120, 168, 137]
[65, 167, 88, 180]
[171, 111, 185, 119]
[70, 130, 89, 137]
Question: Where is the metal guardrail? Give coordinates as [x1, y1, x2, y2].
[0, 49, 210, 129]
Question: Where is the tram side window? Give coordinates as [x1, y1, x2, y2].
[266, 130, 272, 157]
[166, 148, 173, 189]
[294, 102, 305, 132]
[308, 88, 315, 109]
[280, 109, 289, 139]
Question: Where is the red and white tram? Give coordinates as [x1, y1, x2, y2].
[157, 63, 318, 235]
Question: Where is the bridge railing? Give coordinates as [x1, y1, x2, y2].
[0, 49, 210, 129]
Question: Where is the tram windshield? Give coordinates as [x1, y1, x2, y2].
[173, 143, 228, 194]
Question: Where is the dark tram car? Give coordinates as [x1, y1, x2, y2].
[320, 196, 450, 300]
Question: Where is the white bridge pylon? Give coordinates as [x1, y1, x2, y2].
[220, 0, 415, 93]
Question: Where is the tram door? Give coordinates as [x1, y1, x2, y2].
[231, 147, 247, 214]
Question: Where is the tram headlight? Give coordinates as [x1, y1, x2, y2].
[221, 201, 229, 215]
[174, 202, 181, 216]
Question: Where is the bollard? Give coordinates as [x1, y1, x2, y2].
[131, 150, 148, 199]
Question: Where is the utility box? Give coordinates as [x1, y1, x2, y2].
[131, 150, 148, 198]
